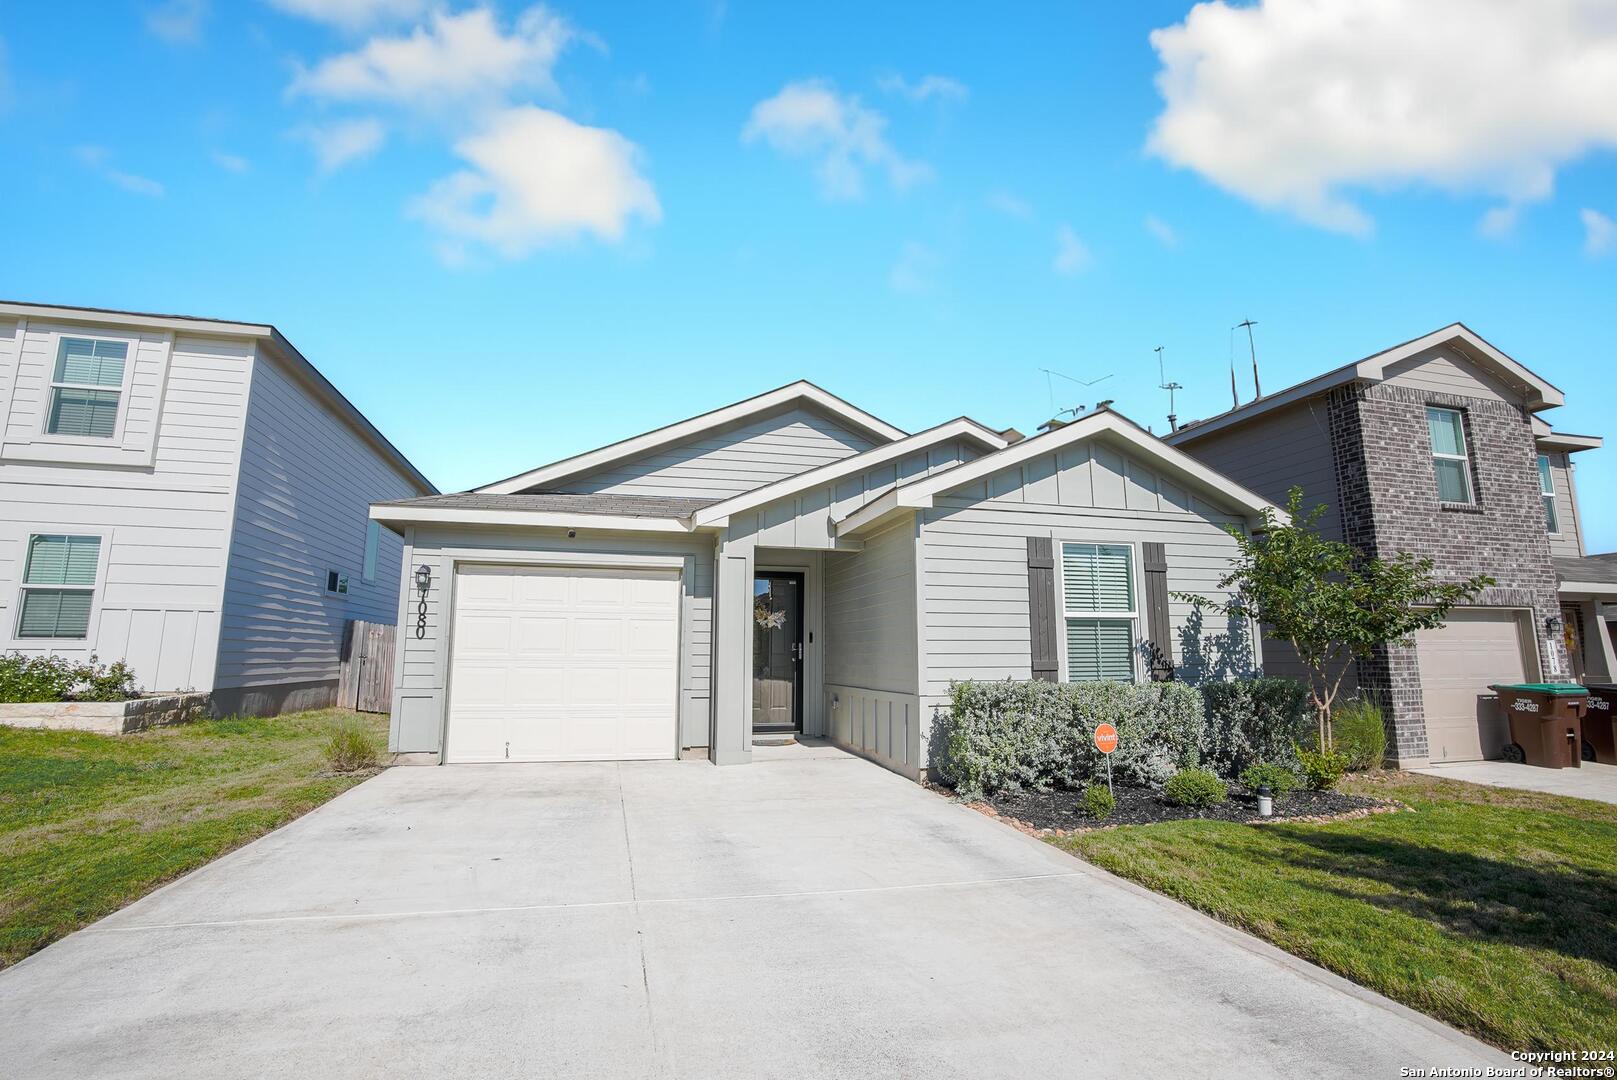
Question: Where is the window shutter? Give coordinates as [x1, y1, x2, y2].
[1026, 536, 1058, 682]
[1141, 541, 1174, 681]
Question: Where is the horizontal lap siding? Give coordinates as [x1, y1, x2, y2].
[1177, 400, 1342, 540]
[0, 329, 251, 692]
[1544, 453, 1584, 559]
[214, 347, 420, 695]
[554, 407, 877, 499]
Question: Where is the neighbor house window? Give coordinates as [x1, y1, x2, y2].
[362, 520, 381, 583]
[1426, 406, 1474, 504]
[46, 337, 128, 438]
[1061, 542, 1136, 681]
[17, 534, 101, 638]
[1538, 455, 1559, 533]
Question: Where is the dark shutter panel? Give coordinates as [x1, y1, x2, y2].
[1027, 537, 1059, 682]
[1142, 541, 1174, 681]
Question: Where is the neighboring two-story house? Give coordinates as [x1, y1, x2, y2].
[0, 301, 435, 715]
[1167, 323, 1611, 768]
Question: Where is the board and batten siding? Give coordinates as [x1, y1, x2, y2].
[823, 514, 922, 776]
[548, 406, 878, 499]
[389, 527, 717, 757]
[914, 437, 1261, 762]
[1543, 452, 1586, 559]
[0, 321, 252, 692]
[213, 345, 419, 713]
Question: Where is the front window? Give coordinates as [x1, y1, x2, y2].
[1426, 407, 1474, 504]
[1538, 455, 1559, 533]
[1060, 542, 1136, 681]
[17, 534, 101, 638]
[46, 337, 128, 438]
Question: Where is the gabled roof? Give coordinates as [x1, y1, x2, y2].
[475, 380, 908, 495]
[689, 416, 1006, 527]
[1531, 416, 1603, 454]
[834, 408, 1280, 537]
[1166, 323, 1565, 445]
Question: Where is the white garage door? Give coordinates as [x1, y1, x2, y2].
[446, 564, 680, 763]
[1414, 609, 1530, 763]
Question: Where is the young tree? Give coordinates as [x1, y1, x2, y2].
[1179, 488, 1493, 750]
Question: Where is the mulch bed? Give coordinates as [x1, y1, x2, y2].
[976, 784, 1397, 834]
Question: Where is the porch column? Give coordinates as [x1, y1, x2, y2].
[711, 540, 755, 765]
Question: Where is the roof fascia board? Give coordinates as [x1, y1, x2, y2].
[369, 505, 692, 532]
[0, 300, 272, 339]
[1536, 432, 1603, 452]
[475, 381, 908, 495]
[691, 417, 1005, 527]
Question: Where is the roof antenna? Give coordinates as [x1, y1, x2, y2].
[1236, 318, 1262, 399]
[1227, 326, 1240, 408]
[1155, 345, 1182, 432]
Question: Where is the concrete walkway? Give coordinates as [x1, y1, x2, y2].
[1415, 759, 1617, 805]
[0, 742, 1505, 1079]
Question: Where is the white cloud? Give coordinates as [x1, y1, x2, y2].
[409, 105, 661, 261]
[296, 117, 386, 172]
[74, 145, 165, 196]
[1144, 214, 1178, 247]
[742, 79, 931, 200]
[290, 6, 576, 110]
[1147, 0, 1617, 234]
[1477, 204, 1520, 239]
[211, 151, 250, 173]
[267, 0, 429, 29]
[889, 241, 942, 294]
[986, 189, 1033, 219]
[1053, 224, 1090, 275]
[878, 73, 968, 104]
[1584, 208, 1616, 257]
[146, 0, 207, 43]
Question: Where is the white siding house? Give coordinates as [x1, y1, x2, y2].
[0, 301, 435, 715]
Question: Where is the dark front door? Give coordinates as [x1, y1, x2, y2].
[752, 573, 803, 732]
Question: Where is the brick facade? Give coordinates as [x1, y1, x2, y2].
[1325, 380, 1566, 765]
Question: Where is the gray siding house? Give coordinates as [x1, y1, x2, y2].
[372, 382, 1275, 777]
[0, 301, 435, 715]
[1167, 323, 1611, 768]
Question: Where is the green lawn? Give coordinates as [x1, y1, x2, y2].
[1057, 772, 1617, 1052]
[0, 709, 387, 968]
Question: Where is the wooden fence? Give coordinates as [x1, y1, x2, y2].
[337, 619, 395, 713]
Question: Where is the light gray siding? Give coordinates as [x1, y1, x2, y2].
[550, 406, 877, 499]
[1543, 451, 1585, 559]
[390, 527, 716, 756]
[1175, 400, 1342, 540]
[1383, 346, 1523, 403]
[214, 346, 422, 713]
[915, 437, 1260, 754]
[0, 322, 252, 692]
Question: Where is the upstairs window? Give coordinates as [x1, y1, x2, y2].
[1538, 454, 1560, 533]
[46, 338, 128, 438]
[1061, 542, 1136, 682]
[17, 534, 101, 639]
[1426, 407, 1475, 505]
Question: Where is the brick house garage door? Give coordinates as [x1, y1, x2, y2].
[445, 564, 680, 763]
[1413, 609, 1530, 763]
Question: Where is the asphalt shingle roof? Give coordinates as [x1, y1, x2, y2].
[1556, 554, 1617, 585]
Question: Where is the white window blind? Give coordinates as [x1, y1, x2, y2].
[1537, 455, 1559, 534]
[47, 338, 128, 438]
[1426, 407, 1474, 505]
[1060, 543, 1136, 682]
[17, 534, 101, 638]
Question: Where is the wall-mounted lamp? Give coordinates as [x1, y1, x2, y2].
[1545, 613, 1564, 636]
[414, 565, 432, 640]
[414, 564, 432, 591]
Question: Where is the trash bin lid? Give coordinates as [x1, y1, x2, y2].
[1585, 683, 1617, 693]
[1488, 682, 1590, 696]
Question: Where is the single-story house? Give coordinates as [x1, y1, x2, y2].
[371, 382, 1276, 776]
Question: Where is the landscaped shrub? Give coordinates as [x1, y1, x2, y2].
[1081, 784, 1116, 819]
[1333, 697, 1388, 771]
[1297, 747, 1349, 791]
[1163, 767, 1227, 807]
[1238, 761, 1299, 797]
[937, 679, 1205, 798]
[0, 653, 140, 704]
[323, 719, 381, 773]
[1198, 677, 1311, 778]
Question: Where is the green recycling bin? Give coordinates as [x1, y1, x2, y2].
[1489, 683, 1588, 769]
[1583, 684, 1617, 764]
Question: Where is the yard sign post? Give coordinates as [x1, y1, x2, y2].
[1094, 723, 1118, 796]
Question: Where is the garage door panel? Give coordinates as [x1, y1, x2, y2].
[447, 564, 679, 763]
[1415, 609, 1529, 764]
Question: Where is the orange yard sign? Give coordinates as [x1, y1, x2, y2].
[1094, 723, 1118, 754]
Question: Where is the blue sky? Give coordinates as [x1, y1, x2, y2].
[2, 1, 1614, 547]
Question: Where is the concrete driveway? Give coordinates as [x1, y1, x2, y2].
[1416, 759, 1617, 805]
[0, 742, 1504, 1079]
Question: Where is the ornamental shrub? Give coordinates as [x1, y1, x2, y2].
[1198, 677, 1311, 778]
[1238, 761, 1299, 797]
[0, 653, 140, 704]
[1297, 747, 1350, 791]
[937, 679, 1205, 798]
[1081, 784, 1116, 819]
[1332, 697, 1388, 771]
[1163, 767, 1227, 808]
